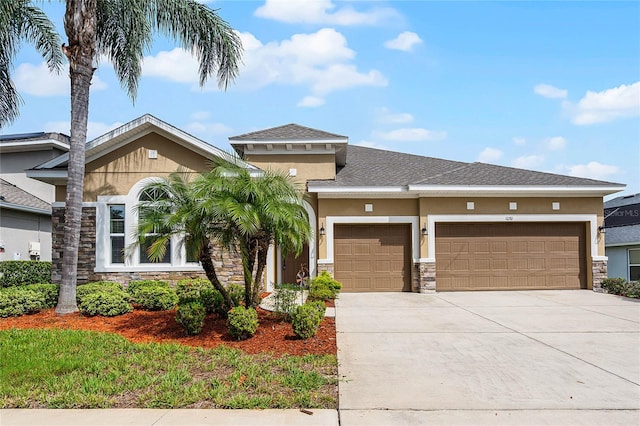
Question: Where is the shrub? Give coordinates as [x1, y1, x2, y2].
[176, 301, 206, 335]
[26, 283, 59, 308]
[133, 286, 178, 311]
[78, 291, 133, 317]
[227, 306, 258, 340]
[226, 283, 245, 306]
[176, 278, 224, 314]
[309, 272, 342, 301]
[127, 280, 168, 299]
[76, 281, 124, 304]
[291, 304, 322, 339]
[627, 281, 640, 298]
[306, 300, 327, 320]
[0, 287, 45, 317]
[0, 261, 52, 287]
[601, 277, 628, 295]
[272, 287, 302, 320]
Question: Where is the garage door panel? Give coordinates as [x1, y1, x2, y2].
[335, 224, 411, 292]
[436, 223, 586, 291]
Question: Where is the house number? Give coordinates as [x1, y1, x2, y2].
[505, 216, 514, 221]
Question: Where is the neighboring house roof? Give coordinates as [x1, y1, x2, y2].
[229, 124, 347, 141]
[604, 193, 640, 246]
[605, 193, 640, 208]
[0, 179, 51, 215]
[27, 114, 257, 184]
[307, 145, 624, 196]
[0, 132, 69, 153]
[605, 224, 640, 246]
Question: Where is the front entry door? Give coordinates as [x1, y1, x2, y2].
[281, 245, 309, 285]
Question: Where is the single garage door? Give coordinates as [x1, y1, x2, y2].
[436, 222, 586, 291]
[335, 224, 411, 292]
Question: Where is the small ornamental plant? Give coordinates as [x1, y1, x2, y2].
[78, 291, 133, 317]
[227, 306, 258, 340]
[175, 301, 206, 335]
[291, 303, 322, 340]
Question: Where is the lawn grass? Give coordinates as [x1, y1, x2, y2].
[0, 328, 337, 409]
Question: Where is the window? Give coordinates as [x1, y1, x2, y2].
[138, 187, 172, 264]
[629, 249, 640, 281]
[109, 205, 125, 264]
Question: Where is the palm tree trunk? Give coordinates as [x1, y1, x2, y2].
[252, 239, 270, 308]
[56, 0, 97, 315]
[200, 241, 234, 311]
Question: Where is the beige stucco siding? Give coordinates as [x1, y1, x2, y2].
[245, 154, 336, 183]
[56, 133, 212, 202]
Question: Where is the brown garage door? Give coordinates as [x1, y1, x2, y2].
[436, 222, 586, 291]
[335, 224, 411, 292]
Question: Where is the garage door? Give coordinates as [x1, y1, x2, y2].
[436, 222, 586, 291]
[335, 224, 411, 292]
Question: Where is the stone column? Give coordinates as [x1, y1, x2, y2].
[592, 258, 608, 293]
[418, 259, 436, 293]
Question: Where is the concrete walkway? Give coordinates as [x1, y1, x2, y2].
[336, 290, 640, 425]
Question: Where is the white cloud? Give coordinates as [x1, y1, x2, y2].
[355, 140, 389, 150]
[186, 121, 232, 136]
[45, 120, 122, 139]
[190, 111, 210, 121]
[545, 136, 566, 151]
[512, 155, 544, 169]
[534, 83, 568, 99]
[141, 29, 388, 100]
[512, 137, 526, 146]
[561, 161, 620, 180]
[14, 62, 107, 97]
[254, 0, 399, 25]
[384, 31, 423, 52]
[570, 81, 640, 125]
[477, 147, 503, 163]
[373, 128, 446, 142]
[297, 96, 325, 107]
[377, 107, 413, 124]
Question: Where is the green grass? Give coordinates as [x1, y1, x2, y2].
[0, 328, 337, 409]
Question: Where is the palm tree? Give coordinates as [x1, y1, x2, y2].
[0, 0, 63, 127]
[56, 0, 242, 314]
[198, 161, 311, 309]
[134, 171, 235, 311]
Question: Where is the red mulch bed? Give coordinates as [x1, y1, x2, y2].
[0, 307, 336, 357]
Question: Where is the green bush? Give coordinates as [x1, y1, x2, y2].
[226, 283, 245, 306]
[291, 304, 322, 339]
[0, 287, 46, 317]
[0, 261, 52, 287]
[176, 278, 224, 314]
[227, 306, 258, 340]
[601, 278, 640, 299]
[272, 287, 303, 320]
[133, 286, 178, 311]
[176, 301, 206, 335]
[306, 300, 327, 320]
[76, 281, 124, 304]
[127, 280, 168, 298]
[78, 291, 133, 317]
[309, 272, 342, 301]
[25, 283, 59, 308]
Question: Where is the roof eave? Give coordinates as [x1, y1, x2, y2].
[25, 169, 68, 185]
[0, 202, 51, 215]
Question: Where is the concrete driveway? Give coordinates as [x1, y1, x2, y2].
[336, 290, 640, 425]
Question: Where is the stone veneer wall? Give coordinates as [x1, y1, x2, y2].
[317, 262, 334, 276]
[52, 207, 244, 286]
[417, 260, 436, 293]
[591, 258, 608, 293]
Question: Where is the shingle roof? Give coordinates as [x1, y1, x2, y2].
[229, 124, 347, 141]
[605, 193, 640, 208]
[605, 224, 640, 246]
[0, 179, 51, 214]
[309, 145, 620, 188]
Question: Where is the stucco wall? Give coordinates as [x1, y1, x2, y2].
[55, 133, 212, 202]
[0, 149, 65, 203]
[245, 153, 337, 183]
[0, 209, 52, 261]
[606, 245, 639, 280]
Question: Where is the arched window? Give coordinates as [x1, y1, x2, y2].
[138, 187, 172, 264]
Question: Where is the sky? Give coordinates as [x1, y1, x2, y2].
[4, 0, 639, 198]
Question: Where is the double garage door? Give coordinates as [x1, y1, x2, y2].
[334, 222, 586, 292]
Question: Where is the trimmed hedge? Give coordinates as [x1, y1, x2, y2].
[134, 286, 178, 311]
[291, 303, 322, 339]
[602, 278, 640, 298]
[76, 281, 125, 304]
[176, 301, 206, 335]
[0, 261, 52, 287]
[26, 283, 60, 308]
[227, 306, 258, 340]
[78, 291, 133, 317]
[0, 287, 46, 317]
[309, 272, 342, 301]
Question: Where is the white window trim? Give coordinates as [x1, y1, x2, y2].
[628, 248, 640, 281]
[94, 177, 203, 273]
[319, 216, 420, 264]
[426, 214, 599, 261]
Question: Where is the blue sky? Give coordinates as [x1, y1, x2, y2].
[4, 1, 639, 198]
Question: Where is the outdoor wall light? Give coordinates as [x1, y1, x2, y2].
[421, 224, 428, 236]
[598, 225, 606, 234]
[320, 223, 325, 236]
